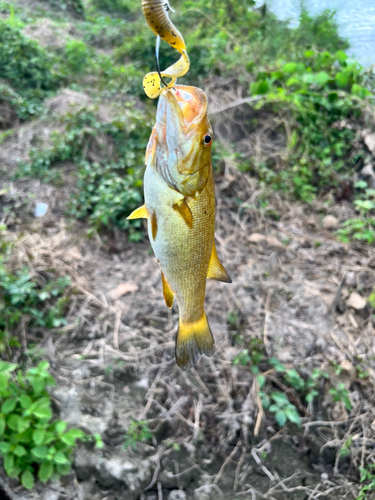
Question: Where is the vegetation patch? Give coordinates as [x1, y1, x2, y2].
[0, 360, 84, 490]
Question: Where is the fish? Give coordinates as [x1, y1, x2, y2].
[128, 85, 231, 369]
[142, 0, 190, 99]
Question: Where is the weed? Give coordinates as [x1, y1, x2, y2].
[233, 338, 265, 374]
[0, 237, 70, 349]
[265, 391, 301, 427]
[16, 106, 151, 234]
[339, 437, 352, 458]
[337, 181, 375, 244]
[249, 49, 373, 202]
[63, 39, 92, 74]
[0, 360, 85, 489]
[0, 21, 60, 93]
[44, 0, 85, 15]
[329, 383, 352, 411]
[123, 420, 153, 450]
[357, 464, 375, 500]
[368, 288, 375, 309]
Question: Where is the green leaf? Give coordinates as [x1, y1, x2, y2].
[7, 414, 20, 431]
[335, 71, 349, 87]
[0, 441, 11, 454]
[18, 417, 31, 433]
[54, 451, 69, 464]
[38, 361, 49, 371]
[2, 397, 17, 414]
[314, 71, 330, 86]
[61, 428, 85, 445]
[33, 405, 52, 421]
[31, 445, 48, 459]
[306, 390, 318, 403]
[0, 374, 9, 392]
[304, 50, 315, 58]
[19, 394, 32, 408]
[271, 392, 289, 405]
[38, 462, 54, 483]
[21, 470, 34, 490]
[55, 421, 67, 435]
[33, 429, 45, 445]
[13, 445, 27, 457]
[0, 415, 5, 436]
[283, 62, 298, 73]
[285, 407, 301, 426]
[275, 410, 287, 427]
[335, 50, 348, 64]
[269, 358, 285, 373]
[31, 377, 46, 394]
[0, 363, 17, 374]
[4, 453, 15, 477]
[56, 463, 71, 475]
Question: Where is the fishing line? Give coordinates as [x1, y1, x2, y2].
[155, 35, 168, 88]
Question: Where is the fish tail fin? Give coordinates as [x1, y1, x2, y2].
[176, 313, 214, 370]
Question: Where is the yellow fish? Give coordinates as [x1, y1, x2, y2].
[128, 85, 231, 369]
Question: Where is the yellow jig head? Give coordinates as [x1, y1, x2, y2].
[142, 0, 190, 98]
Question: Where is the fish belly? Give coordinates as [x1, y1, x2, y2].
[144, 164, 215, 322]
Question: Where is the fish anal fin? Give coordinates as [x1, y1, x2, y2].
[150, 209, 158, 240]
[207, 242, 232, 283]
[161, 272, 174, 308]
[176, 313, 214, 370]
[172, 199, 193, 229]
[127, 205, 149, 220]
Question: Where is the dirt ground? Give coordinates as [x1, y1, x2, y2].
[1, 91, 375, 500]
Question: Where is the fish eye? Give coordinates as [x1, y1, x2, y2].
[203, 133, 213, 146]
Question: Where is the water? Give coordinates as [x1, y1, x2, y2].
[255, 0, 375, 67]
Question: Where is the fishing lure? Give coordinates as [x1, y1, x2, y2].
[142, 0, 190, 98]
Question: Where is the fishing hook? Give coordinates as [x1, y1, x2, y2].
[155, 35, 169, 88]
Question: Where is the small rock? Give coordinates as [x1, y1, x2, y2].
[34, 202, 48, 217]
[194, 485, 220, 500]
[346, 292, 367, 311]
[168, 490, 187, 500]
[363, 131, 375, 156]
[322, 215, 339, 230]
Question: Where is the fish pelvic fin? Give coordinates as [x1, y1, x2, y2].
[207, 242, 232, 283]
[127, 205, 149, 220]
[172, 198, 193, 229]
[176, 313, 214, 370]
[161, 271, 175, 308]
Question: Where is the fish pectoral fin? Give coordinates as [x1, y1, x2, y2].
[207, 242, 232, 283]
[127, 205, 149, 220]
[150, 209, 158, 240]
[176, 313, 214, 370]
[161, 272, 174, 308]
[172, 198, 193, 229]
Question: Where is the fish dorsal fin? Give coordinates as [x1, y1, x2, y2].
[127, 205, 149, 220]
[150, 209, 158, 240]
[161, 271, 174, 308]
[173, 199, 193, 229]
[207, 242, 232, 283]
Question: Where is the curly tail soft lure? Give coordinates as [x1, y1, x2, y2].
[142, 0, 190, 98]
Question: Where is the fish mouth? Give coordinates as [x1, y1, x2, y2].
[162, 85, 208, 132]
